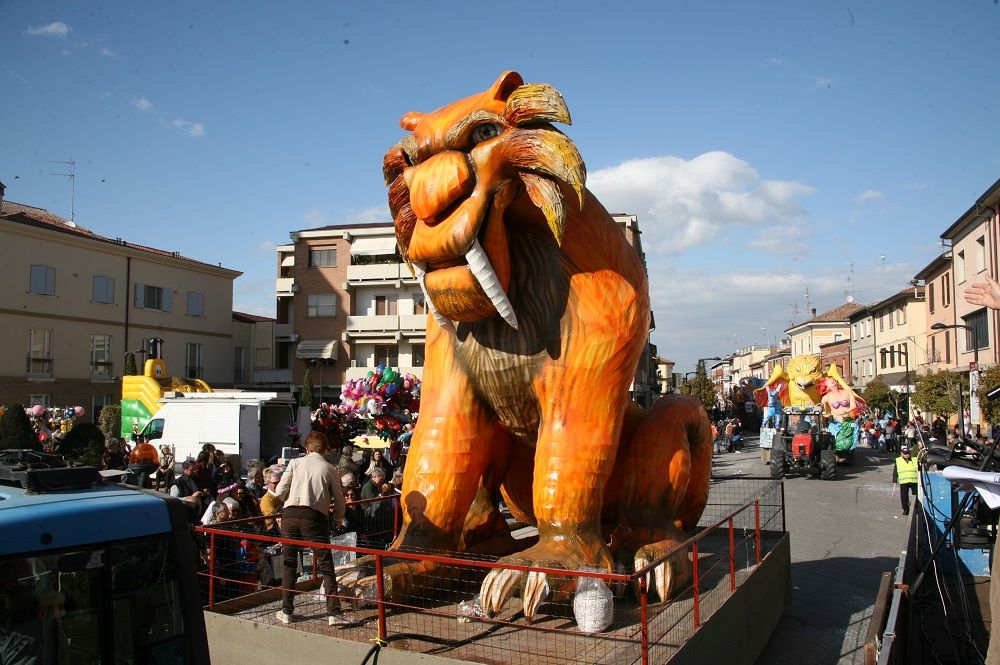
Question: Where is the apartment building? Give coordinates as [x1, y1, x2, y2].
[848, 307, 876, 388]
[818, 338, 851, 383]
[940, 178, 1000, 374]
[0, 186, 242, 419]
[914, 252, 957, 372]
[868, 287, 927, 397]
[232, 312, 275, 388]
[786, 302, 865, 360]
[275, 214, 661, 407]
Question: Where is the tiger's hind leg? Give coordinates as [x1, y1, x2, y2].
[607, 394, 713, 602]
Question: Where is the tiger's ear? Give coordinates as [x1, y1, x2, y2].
[400, 112, 424, 131]
[490, 71, 524, 102]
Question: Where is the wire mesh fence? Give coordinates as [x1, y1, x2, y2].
[196, 476, 784, 665]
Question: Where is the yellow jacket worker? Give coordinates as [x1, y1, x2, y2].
[892, 447, 919, 516]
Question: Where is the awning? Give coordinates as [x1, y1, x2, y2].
[280, 255, 295, 267]
[879, 370, 913, 388]
[296, 340, 338, 360]
[350, 237, 398, 256]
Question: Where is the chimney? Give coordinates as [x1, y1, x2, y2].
[811, 307, 817, 317]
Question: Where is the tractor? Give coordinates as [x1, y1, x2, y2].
[770, 405, 838, 480]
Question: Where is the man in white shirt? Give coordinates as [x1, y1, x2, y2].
[274, 431, 348, 627]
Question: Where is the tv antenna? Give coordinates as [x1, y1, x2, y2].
[804, 286, 812, 313]
[49, 158, 76, 224]
[846, 262, 856, 302]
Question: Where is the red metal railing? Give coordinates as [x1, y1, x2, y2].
[197, 476, 783, 665]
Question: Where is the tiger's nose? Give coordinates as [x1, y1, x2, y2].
[405, 151, 474, 224]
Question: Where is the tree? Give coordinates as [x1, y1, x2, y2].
[862, 378, 902, 416]
[301, 369, 314, 410]
[0, 404, 37, 450]
[62, 423, 105, 465]
[124, 353, 138, 376]
[912, 369, 966, 420]
[977, 364, 1000, 428]
[98, 404, 121, 439]
[688, 360, 718, 414]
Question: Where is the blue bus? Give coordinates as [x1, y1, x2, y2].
[0, 450, 209, 664]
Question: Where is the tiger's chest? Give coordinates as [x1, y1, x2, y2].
[453, 233, 570, 445]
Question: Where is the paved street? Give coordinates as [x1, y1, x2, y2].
[714, 435, 909, 665]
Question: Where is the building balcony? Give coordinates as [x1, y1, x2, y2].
[276, 277, 297, 298]
[398, 314, 428, 333]
[345, 365, 423, 382]
[346, 263, 419, 286]
[274, 323, 296, 341]
[253, 368, 293, 384]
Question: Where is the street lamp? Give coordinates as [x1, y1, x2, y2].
[879, 345, 911, 419]
[931, 322, 979, 437]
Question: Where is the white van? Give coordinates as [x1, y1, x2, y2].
[138, 391, 311, 470]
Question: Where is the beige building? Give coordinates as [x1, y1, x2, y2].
[232, 312, 275, 388]
[786, 302, 865, 361]
[941, 179, 1000, 373]
[848, 307, 876, 388]
[0, 187, 242, 420]
[868, 287, 928, 402]
[275, 214, 661, 407]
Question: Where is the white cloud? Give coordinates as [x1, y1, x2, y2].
[130, 97, 154, 112]
[855, 189, 883, 203]
[257, 241, 277, 253]
[809, 76, 835, 90]
[749, 225, 810, 255]
[345, 204, 390, 225]
[25, 22, 69, 38]
[302, 208, 331, 227]
[588, 151, 815, 255]
[171, 119, 205, 137]
[99, 47, 116, 57]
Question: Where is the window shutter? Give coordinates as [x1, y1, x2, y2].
[46, 268, 55, 295]
[162, 288, 173, 312]
[134, 283, 145, 308]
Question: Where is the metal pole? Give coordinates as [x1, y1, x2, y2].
[754, 500, 762, 565]
[691, 542, 700, 628]
[208, 532, 216, 609]
[639, 575, 650, 665]
[375, 553, 387, 641]
[728, 517, 736, 593]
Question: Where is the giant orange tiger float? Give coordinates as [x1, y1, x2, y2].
[379, 71, 713, 619]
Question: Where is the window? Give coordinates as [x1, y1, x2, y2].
[833, 333, 843, 342]
[28, 394, 50, 407]
[185, 343, 203, 379]
[854, 361, 859, 377]
[414, 296, 426, 315]
[374, 344, 398, 368]
[375, 295, 397, 316]
[976, 236, 986, 273]
[897, 306, 906, 325]
[880, 349, 887, 370]
[943, 273, 951, 306]
[29, 264, 56, 295]
[309, 247, 337, 267]
[186, 291, 204, 317]
[867, 359, 873, 376]
[133, 283, 173, 311]
[879, 314, 884, 332]
[93, 275, 115, 304]
[234, 347, 245, 384]
[308, 294, 337, 317]
[956, 250, 966, 283]
[963, 309, 989, 351]
[929, 282, 935, 314]
[254, 347, 271, 368]
[931, 335, 938, 362]
[888, 310, 894, 329]
[27, 328, 53, 377]
[411, 343, 425, 367]
[945, 330, 951, 363]
[91, 334, 113, 378]
[93, 393, 114, 423]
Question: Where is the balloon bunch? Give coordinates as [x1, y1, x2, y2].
[24, 404, 85, 451]
[331, 365, 421, 441]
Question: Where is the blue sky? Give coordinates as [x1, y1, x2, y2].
[3, 1, 999, 373]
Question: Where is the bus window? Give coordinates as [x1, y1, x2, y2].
[110, 537, 189, 664]
[1, 549, 104, 665]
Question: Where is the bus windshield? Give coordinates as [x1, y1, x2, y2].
[0, 535, 191, 665]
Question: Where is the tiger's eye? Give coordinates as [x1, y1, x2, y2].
[470, 123, 501, 146]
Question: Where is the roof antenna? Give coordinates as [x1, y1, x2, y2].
[49, 158, 76, 226]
